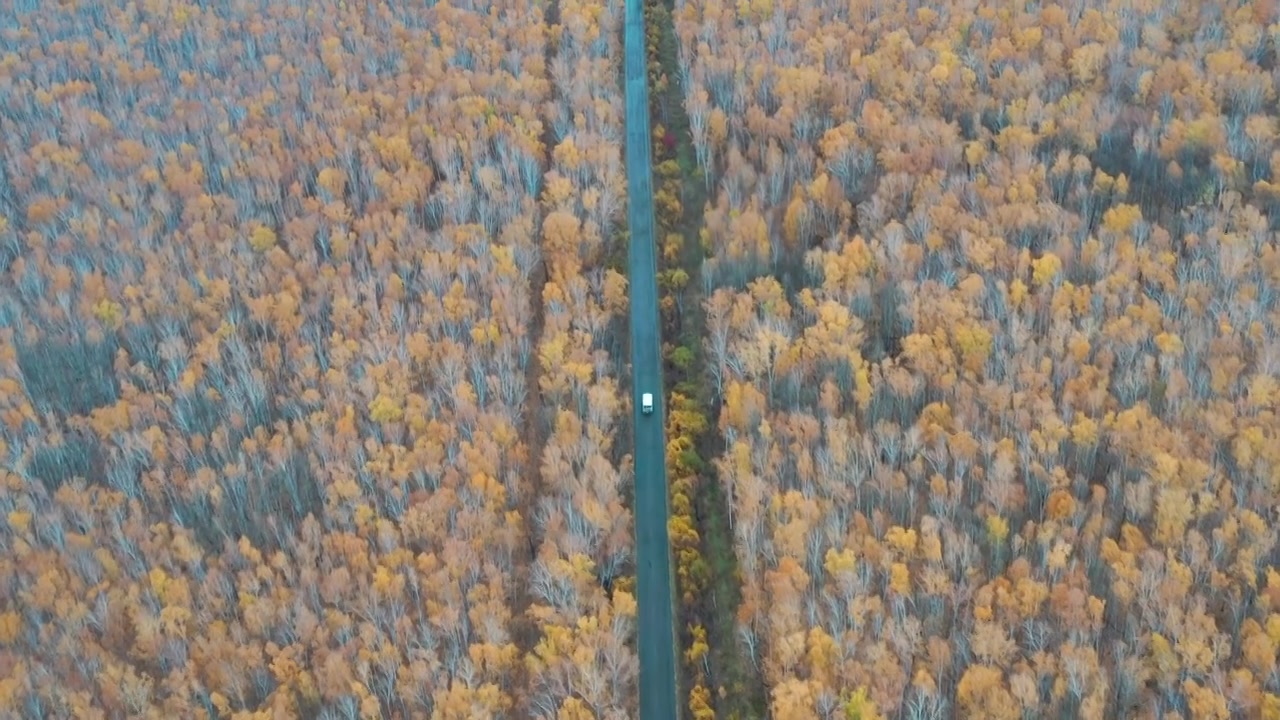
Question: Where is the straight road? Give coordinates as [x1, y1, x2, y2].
[623, 0, 679, 716]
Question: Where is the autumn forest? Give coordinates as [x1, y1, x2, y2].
[2, 0, 1280, 718]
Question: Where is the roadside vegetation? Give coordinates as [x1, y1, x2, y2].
[644, 1, 768, 716]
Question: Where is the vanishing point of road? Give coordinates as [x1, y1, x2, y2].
[623, 0, 679, 715]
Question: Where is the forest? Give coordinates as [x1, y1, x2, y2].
[0, 0, 1278, 718]
[674, 0, 1280, 717]
[0, 0, 634, 717]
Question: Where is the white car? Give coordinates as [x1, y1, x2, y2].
[641, 392, 654, 414]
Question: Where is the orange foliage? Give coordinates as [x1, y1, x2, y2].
[679, 0, 1280, 716]
[0, 0, 636, 716]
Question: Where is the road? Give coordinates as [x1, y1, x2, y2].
[623, 0, 680, 716]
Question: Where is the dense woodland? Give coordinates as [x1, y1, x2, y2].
[0, 0, 637, 717]
[4, 0, 1280, 718]
[674, 0, 1280, 717]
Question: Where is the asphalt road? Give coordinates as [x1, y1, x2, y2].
[623, 0, 680, 716]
